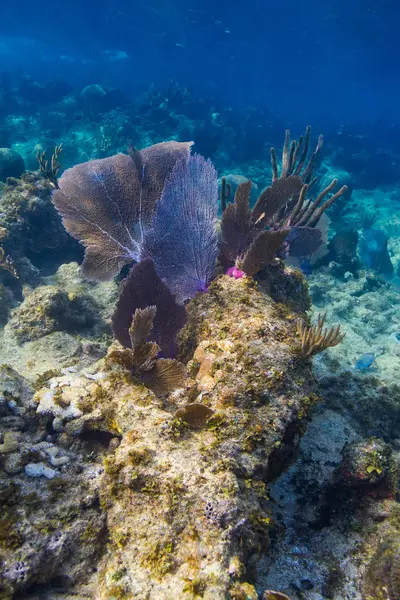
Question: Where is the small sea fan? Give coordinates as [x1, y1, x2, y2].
[52, 141, 193, 281]
[110, 300, 187, 396]
[112, 259, 187, 358]
[143, 154, 219, 303]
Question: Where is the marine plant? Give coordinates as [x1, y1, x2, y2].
[296, 312, 345, 358]
[220, 127, 349, 276]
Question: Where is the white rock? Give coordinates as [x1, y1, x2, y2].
[48, 454, 70, 467]
[25, 462, 58, 479]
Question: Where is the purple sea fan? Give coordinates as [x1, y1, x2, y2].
[52, 141, 193, 281]
[142, 154, 219, 303]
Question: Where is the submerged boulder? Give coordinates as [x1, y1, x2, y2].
[6, 285, 101, 343]
[0, 148, 24, 182]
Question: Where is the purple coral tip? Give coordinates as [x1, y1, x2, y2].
[227, 266, 245, 279]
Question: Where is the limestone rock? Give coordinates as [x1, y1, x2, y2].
[0, 275, 317, 598]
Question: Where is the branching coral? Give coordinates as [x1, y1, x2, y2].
[220, 127, 349, 274]
[37, 144, 63, 188]
[270, 125, 323, 184]
[296, 313, 345, 358]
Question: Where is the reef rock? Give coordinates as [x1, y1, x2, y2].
[0, 277, 316, 600]
[6, 285, 100, 343]
[0, 273, 318, 598]
[0, 148, 25, 182]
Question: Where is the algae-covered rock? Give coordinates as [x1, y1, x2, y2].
[363, 534, 400, 600]
[0, 284, 13, 325]
[93, 275, 316, 599]
[336, 437, 395, 495]
[0, 365, 106, 599]
[0, 274, 318, 598]
[0, 172, 80, 284]
[0, 364, 33, 418]
[6, 285, 102, 343]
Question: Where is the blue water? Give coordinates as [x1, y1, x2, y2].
[1, 0, 400, 127]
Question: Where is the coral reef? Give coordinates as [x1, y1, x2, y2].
[0, 172, 81, 286]
[1, 76, 400, 600]
[6, 285, 101, 343]
[0, 262, 117, 380]
[0, 365, 106, 599]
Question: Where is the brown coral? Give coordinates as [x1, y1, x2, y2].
[296, 313, 345, 358]
[109, 305, 186, 396]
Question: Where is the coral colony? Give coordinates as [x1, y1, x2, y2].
[52, 128, 347, 395]
[3, 116, 400, 599]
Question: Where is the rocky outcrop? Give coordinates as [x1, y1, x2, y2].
[0, 273, 318, 599]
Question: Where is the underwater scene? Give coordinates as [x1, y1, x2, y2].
[2, 1, 400, 599]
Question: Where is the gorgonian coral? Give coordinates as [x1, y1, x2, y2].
[109, 300, 186, 396]
[51, 130, 348, 382]
[142, 154, 218, 303]
[52, 141, 193, 281]
[220, 127, 349, 275]
[112, 259, 187, 358]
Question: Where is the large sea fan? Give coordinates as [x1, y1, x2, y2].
[52, 141, 193, 281]
[143, 154, 219, 303]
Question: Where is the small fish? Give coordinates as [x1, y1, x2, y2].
[355, 352, 375, 371]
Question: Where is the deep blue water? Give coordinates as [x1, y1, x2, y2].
[1, 0, 400, 128]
